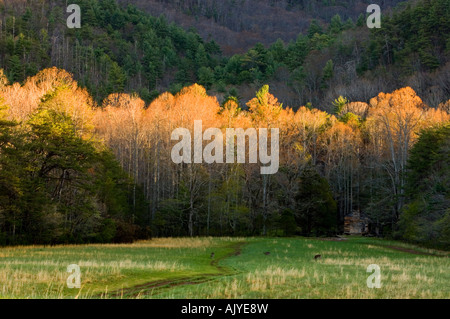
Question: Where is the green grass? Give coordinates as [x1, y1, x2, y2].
[0, 237, 240, 298]
[0, 237, 448, 299]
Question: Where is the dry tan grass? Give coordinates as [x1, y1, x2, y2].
[0, 237, 244, 251]
[100, 237, 245, 249]
[246, 266, 308, 292]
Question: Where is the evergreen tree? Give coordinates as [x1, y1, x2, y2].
[329, 14, 343, 34]
[295, 166, 337, 236]
[7, 55, 23, 83]
[356, 13, 365, 27]
[399, 124, 450, 248]
[198, 67, 215, 90]
[108, 62, 126, 94]
[321, 59, 334, 88]
[307, 19, 323, 38]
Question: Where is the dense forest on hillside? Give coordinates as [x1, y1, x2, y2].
[0, 0, 449, 108]
[118, 0, 407, 53]
[0, 0, 449, 248]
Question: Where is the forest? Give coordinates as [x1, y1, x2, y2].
[0, 0, 448, 248]
[1, 0, 449, 107]
[0, 67, 448, 247]
[116, 0, 408, 53]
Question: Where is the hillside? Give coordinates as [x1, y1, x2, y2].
[118, 0, 406, 54]
[1, 0, 448, 108]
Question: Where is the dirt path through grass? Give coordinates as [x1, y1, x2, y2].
[106, 241, 246, 298]
[383, 245, 448, 257]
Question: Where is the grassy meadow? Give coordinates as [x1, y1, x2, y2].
[0, 237, 448, 299]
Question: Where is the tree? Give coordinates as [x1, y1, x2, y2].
[295, 165, 337, 236]
[356, 13, 365, 27]
[247, 85, 282, 124]
[0, 70, 149, 245]
[366, 87, 427, 223]
[332, 95, 348, 116]
[343, 18, 354, 30]
[286, 35, 309, 70]
[195, 44, 208, 69]
[7, 55, 22, 83]
[22, 88, 106, 243]
[307, 19, 323, 38]
[0, 99, 21, 245]
[329, 14, 343, 34]
[321, 59, 334, 88]
[108, 62, 126, 94]
[269, 39, 286, 65]
[398, 124, 450, 248]
[279, 208, 297, 236]
[198, 67, 215, 90]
